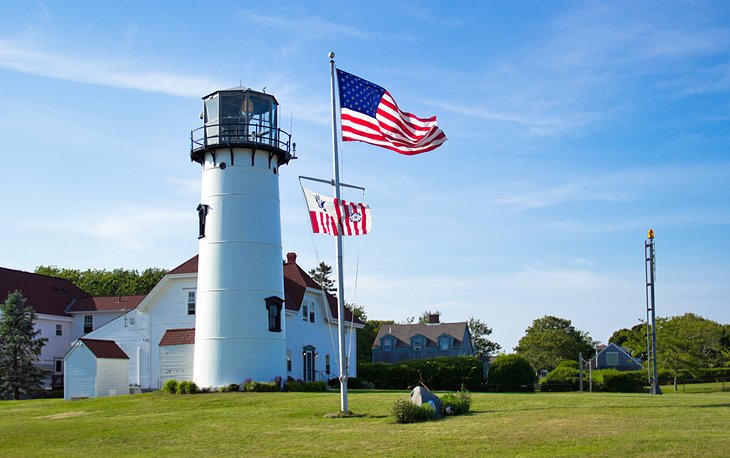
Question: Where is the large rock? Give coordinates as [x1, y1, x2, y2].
[410, 386, 442, 418]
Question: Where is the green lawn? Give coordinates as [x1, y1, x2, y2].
[1, 389, 729, 457]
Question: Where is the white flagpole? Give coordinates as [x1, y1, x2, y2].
[329, 51, 349, 413]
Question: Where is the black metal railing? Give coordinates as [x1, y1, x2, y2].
[191, 121, 291, 155]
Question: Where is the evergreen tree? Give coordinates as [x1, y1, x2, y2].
[308, 262, 336, 293]
[0, 291, 48, 400]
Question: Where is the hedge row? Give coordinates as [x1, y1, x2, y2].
[358, 356, 484, 390]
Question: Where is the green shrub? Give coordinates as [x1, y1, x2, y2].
[242, 380, 279, 392]
[441, 387, 471, 416]
[542, 360, 581, 391]
[593, 370, 644, 392]
[488, 354, 536, 392]
[391, 399, 436, 423]
[162, 379, 178, 394]
[175, 380, 199, 394]
[358, 356, 484, 390]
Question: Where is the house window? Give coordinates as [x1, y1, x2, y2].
[309, 304, 315, 323]
[197, 204, 209, 239]
[326, 354, 331, 375]
[83, 315, 93, 334]
[265, 296, 283, 332]
[187, 291, 196, 315]
[56, 324, 62, 336]
[383, 338, 392, 352]
[439, 337, 450, 351]
[606, 351, 619, 366]
[129, 316, 135, 326]
[287, 349, 292, 372]
[302, 304, 308, 321]
[54, 359, 63, 374]
[414, 339, 422, 351]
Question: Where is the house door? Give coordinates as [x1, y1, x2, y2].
[302, 346, 316, 382]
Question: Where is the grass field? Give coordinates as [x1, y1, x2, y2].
[1, 387, 728, 457]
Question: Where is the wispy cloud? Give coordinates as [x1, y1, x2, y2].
[0, 40, 222, 97]
[243, 13, 371, 40]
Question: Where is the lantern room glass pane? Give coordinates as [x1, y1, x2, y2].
[205, 97, 219, 123]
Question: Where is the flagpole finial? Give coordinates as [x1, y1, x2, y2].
[328, 51, 335, 60]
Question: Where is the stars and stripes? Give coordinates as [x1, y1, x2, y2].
[337, 69, 447, 155]
[303, 187, 372, 236]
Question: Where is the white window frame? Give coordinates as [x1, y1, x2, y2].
[187, 290, 196, 315]
[83, 315, 93, 334]
[55, 324, 63, 336]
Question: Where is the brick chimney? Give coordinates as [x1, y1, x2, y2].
[427, 313, 440, 324]
[286, 252, 297, 264]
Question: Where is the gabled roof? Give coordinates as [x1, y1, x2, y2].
[168, 256, 198, 275]
[372, 322, 469, 349]
[0, 267, 89, 317]
[168, 254, 362, 325]
[68, 295, 146, 313]
[80, 338, 129, 359]
[283, 253, 361, 325]
[159, 328, 195, 346]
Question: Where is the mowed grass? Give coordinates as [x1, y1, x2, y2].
[1, 388, 729, 457]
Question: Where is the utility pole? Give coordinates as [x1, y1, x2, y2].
[645, 229, 661, 395]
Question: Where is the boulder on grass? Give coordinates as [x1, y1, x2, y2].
[410, 385, 442, 418]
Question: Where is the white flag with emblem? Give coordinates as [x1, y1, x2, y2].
[303, 187, 372, 236]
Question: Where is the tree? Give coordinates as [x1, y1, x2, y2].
[307, 262, 336, 294]
[34, 266, 166, 296]
[514, 315, 595, 372]
[656, 313, 725, 390]
[608, 323, 647, 360]
[468, 317, 501, 358]
[488, 354, 536, 392]
[0, 291, 48, 400]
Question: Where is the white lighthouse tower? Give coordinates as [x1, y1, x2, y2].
[190, 87, 293, 387]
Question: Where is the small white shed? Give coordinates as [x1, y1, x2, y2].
[64, 338, 129, 400]
[159, 328, 195, 384]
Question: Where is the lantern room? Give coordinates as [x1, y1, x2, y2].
[190, 87, 293, 165]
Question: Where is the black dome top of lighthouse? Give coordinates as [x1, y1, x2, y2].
[190, 87, 293, 165]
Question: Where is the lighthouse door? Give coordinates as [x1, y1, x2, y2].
[302, 346, 316, 382]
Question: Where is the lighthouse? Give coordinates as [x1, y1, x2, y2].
[190, 87, 293, 387]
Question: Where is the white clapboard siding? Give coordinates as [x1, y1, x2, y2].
[64, 342, 97, 400]
[96, 358, 130, 397]
[83, 310, 151, 388]
[160, 344, 194, 384]
[148, 277, 197, 388]
[285, 289, 359, 381]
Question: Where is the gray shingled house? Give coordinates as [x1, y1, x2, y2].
[592, 343, 643, 371]
[371, 313, 475, 363]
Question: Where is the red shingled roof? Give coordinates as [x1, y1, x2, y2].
[169, 254, 362, 325]
[68, 295, 146, 313]
[0, 267, 89, 316]
[80, 338, 129, 359]
[168, 256, 198, 275]
[159, 328, 195, 346]
[283, 253, 361, 324]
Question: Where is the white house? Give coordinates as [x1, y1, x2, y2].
[76, 252, 362, 391]
[63, 338, 129, 400]
[0, 267, 84, 388]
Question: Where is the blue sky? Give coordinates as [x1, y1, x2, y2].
[1, 1, 728, 352]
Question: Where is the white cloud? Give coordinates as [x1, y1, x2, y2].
[0, 40, 223, 97]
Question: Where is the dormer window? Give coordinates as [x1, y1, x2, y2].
[414, 339, 422, 351]
[265, 296, 283, 332]
[383, 337, 392, 352]
[439, 336, 450, 351]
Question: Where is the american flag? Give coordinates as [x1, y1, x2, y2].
[303, 187, 372, 237]
[337, 69, 447, 155]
